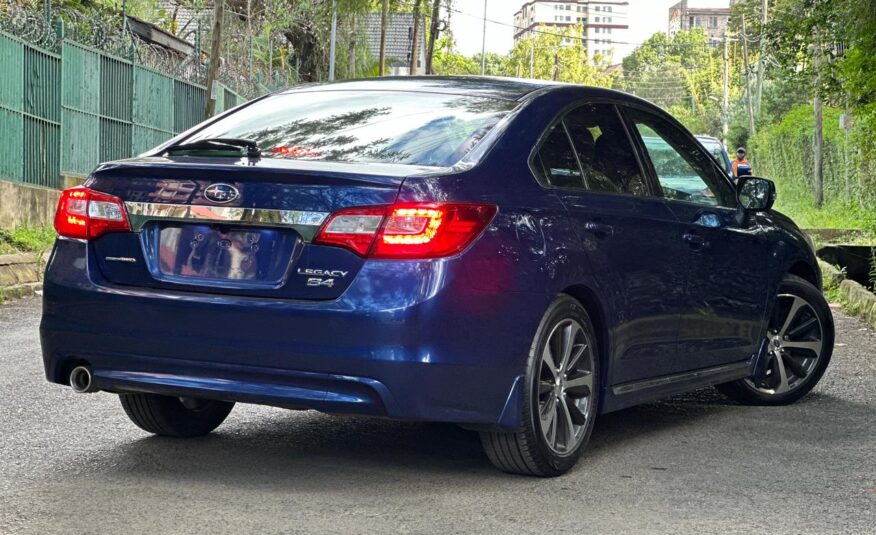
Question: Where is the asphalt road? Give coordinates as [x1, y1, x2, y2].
[1, 295, 874, 534]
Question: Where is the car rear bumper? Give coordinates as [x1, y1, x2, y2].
[40, 239, 541, 429]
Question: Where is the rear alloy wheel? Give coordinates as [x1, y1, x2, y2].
[119, 393, 234, 437]
[716, 274, 833, 405]
[481, 295, 599, 476]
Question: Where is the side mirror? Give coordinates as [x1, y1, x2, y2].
[737, 176, 776, 211]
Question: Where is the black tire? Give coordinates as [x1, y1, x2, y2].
[119, 393, 234, 437]
[480, 295, 600, 476]
[716, 274, 834, 405]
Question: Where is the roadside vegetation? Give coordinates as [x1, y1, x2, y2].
[0, 227, 56, 256]
[434, 1, 876, 234]
[732, 1, 876, 233]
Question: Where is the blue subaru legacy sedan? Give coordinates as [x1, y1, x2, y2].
[41, 77, 833, 476]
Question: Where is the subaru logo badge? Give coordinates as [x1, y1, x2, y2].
[203, 183, 239, 204]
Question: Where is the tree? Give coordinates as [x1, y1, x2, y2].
[432, 33, 479, 75]
[378, 0, 388, 76]
[620, 29, 740, 136]
[506, 25, 615, 85]
[409, 0, 422, 75]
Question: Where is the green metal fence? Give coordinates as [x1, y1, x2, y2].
[1, 30, 244, 190]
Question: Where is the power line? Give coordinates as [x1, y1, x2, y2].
[447, 5, 745, 50]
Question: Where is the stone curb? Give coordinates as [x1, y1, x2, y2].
[818, 259, 876, 329]
[0, 282, 42, 303]
[0, 252, 44, 302]
[818, 259, 845, 289]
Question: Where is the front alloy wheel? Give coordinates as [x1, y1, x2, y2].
[717, 274, 834, 405]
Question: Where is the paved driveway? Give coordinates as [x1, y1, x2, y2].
[1, 295, 874, 534]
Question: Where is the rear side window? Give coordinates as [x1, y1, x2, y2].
[563, 104, 647, 195]
[534, 124, 583, 188]
[184, 91, 516, 167]
[533, 102, 647, 196]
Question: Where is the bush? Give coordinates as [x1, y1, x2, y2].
[751, 105, 876, 230]
[0, 226, 57, 255]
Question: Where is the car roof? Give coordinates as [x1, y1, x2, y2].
[279, 76, 639, 103]
[695, 135, 723, 144]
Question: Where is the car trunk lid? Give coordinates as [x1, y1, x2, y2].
[88, 156, 443, 300]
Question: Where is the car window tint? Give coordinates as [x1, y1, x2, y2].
[535, 124, 584, 188]
[563, 104, 648, 196]
[184, 91, 516, 167]
[629, 109, 735, 207]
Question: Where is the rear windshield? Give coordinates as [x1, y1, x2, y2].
[184, 90, 516, 167]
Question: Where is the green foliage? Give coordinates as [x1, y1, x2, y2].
[434, 25, 614, 87]
[870, 248, 876, 289]
[619, 29, 742, 138]
[507, 26, 614, 85]
[751, 104, 876, 230]
[432, 34, 480, 75]
[0, 226, 56, 256]
[728, 0, 876, 229]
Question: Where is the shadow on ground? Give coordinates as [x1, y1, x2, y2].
[54, 386, 870, 490]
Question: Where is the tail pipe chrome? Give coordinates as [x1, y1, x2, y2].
[69, 366, 99, 393]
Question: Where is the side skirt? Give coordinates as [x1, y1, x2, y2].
[600, 360, 752, 414]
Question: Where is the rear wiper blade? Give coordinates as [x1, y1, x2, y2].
[164, 137, 261, 159]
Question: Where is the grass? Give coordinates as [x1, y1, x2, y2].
[0, 226, 57, 256]
[774, 196, 876, 233]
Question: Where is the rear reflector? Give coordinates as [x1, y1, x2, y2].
[54, 186, 131, 240]
[314, 202, 497, 259]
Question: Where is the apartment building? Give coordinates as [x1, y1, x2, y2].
[513, 1, 632, 62]
[668, 0, 737, 44]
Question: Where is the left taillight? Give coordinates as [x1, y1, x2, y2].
[54, 186, 131, 240]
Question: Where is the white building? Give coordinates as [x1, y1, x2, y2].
[513, 1, 632, 63]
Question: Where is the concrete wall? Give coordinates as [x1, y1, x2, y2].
[0, 176, 85, 228]
[0, 180, 62, 228]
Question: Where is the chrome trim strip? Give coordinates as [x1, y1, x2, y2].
[124, 202, 329, 240]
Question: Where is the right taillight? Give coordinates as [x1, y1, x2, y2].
[314, 202, 497, 259]
[54, 186, 131, 240]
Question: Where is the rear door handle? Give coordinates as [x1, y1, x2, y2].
[682, 232, 707, 250]
[584, 222, 614, 237]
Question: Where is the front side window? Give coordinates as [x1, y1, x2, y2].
[563, 104, 648, 195]
[628, 108, 735, 207]
[184, 91, 516, 167]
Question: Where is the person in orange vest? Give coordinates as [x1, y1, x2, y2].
[731, 147, 751, 178]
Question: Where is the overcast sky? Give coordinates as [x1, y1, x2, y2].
[450, 0, 730, 57]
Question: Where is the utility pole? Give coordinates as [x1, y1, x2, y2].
[246, 0, 252, 78]
[410, 0, 422, 75]
[813, 37, 824, 208]
[529, 43, 534, 78]
[425, 0, 441, 74]
[204, 0, 224, 119]
[480, 0, 488, 75]
[722, 35, 729, 144]
[741, 15, 756, 137]
[348, 14, 357, 78]
[328, 0, 337, 81]
[378, 0, 388, 76]
[755, 0, 768, 113]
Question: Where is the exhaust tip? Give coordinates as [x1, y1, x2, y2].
[69, 366, 96, 393]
